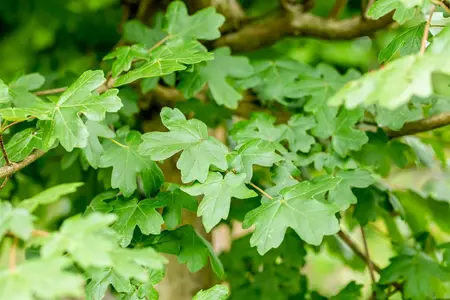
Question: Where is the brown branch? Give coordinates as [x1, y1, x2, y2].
[329, 0, 348, 19]
[9, 238, 17, 271]
[0, 150, 46, 179]
[386, 112, 450, 137]
[214, 11, 394, 52]
[0, 135, 11, 166]
[420, 5, 436, 54]
[360, 226, 376, 283]
[431, 0, 450, 14]
[337, 230, 382, 273]
[34, 87, 67, 96]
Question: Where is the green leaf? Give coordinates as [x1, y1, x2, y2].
[375, 101, 423, 130]
[114, 39, 213, 87]
[104, 45, 150, 77]
[153, 188, 197, 230]
[379, 251, 450, 300]
[238, 59, 316, 103]
[111, 197, 164, 247]
[329, 54, 450, 109]
[379, 23, 425, 63]
[85, 190, 116, 214]
[1, 128, 43, 164]
[229, 139, 284, 182]
[37, 70, 122, 151]
[329, 170, 374, 211]
[119, 269, 164, 300]
[0, 201, 34, 241]
[243, 175, 341, 254]
[230, 113, 288, 149]
[138, 108, 228, 184]
[165, 1, 225, 40]
[193, 284, 229, 300]
[10, 73, 45, 91]
[148, 225, 224, 278]
[122, 20, 166, 49]
[0, 79, 11, 104]
[18, 182, 84, 212]
[313, 107, 368, 157]
[367, 0, 423, 24]
[182, 172, 257, 232]
[41, 213, 118, 268]
[430, 25, 450, 56]
[330, 282, 362, 300]
[99, 127, 164, 197]
[0, 257, 84, 300]
[82, 120, 116, 168]
[285, 114, 316, 153]
[178, 47, 253, 109]
[86, 268, 131, 300]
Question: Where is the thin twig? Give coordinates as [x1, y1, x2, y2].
[34, 87, 67, 96]
[32, 229, 50, 237]
[148, 35, 172, 52]
[0, 176, 9, 189]
[420, 5, 436, 54]
[9, 238, 17, 271]
[337, 230, 382, 273]
[248, 182, 273, 200]
[108, 138, 128, 148]
[0, 150, 46, 179]
[361, 226, 376, 283]
[0, 135, 11, 166]
[1, 118, 34, 133]
[329, 0, 348, 19]
[431, 0, 450, 14]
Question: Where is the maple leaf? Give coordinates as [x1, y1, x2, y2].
[103, 45, 150, 77]
[99, 127, 164, 197]
[178, 47, 253, 109]
[82, 121, 116, 169]
[229, 139, 284, 182]
[368, 0, 423, 24]
[243, 175, 341, 254]
[285, 114, 316, 153]
[193, 284, 229, 300]
[138, 108, 228, 183]
[328, 169, 374, 211]
[0, 201, 34, 241]
[153, 187, 197, 230]
[0, 128, 43, 166]
[111, 197, 164, 247]
[182, 172, 257, 232]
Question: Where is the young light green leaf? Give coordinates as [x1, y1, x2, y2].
[329, 54, 450, 109]
[430, 25, 450, 56]
[153, 188, 197, 230]
[367, 0, 423, 24]
[379, 23, 424, 63]
[103, 45, 150, 77]
[0, 201, 34, 241]
[193, 284, 229, 300]
[38, 70, 122, 151]
[41, 213, 118, 268]
[18, 182, 84, 212]
[165, 1, 225, 40]
[0, 257, 84, 300]
[114, 39, 213, 87]
[328, 170, 374, 211]
[111, 197, 164, 247]
[10, 73, 45, 91]
[99, 127, 164, 197]
[178, 47, 253, 109]
[229, 139, 284, 182]
[138, 108, 228, 184]
[243, 175, 341, 254]
[379, 251, 450, 300]
[82, 121, 116, 168]
[182, 172, 257, 232]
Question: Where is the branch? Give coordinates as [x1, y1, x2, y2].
[214, 11, 394, 52]
[329, 0, 348, 19]
[386, 112, 450, 137]
[360, 226, 376, 283]
[0, 150, 46, 179]
[420, 5, 436, 54]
